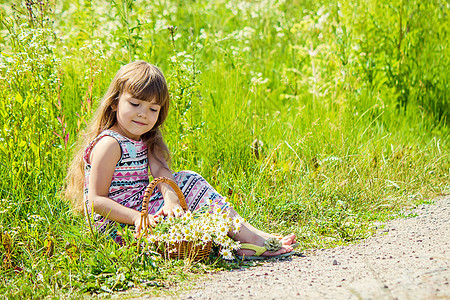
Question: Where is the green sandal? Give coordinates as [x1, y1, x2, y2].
[235, 239, 299, 261]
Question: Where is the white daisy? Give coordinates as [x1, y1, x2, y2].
[173, 205, 184, 217]
[154, 215, 163, 223]
[220, 248, 234, 260]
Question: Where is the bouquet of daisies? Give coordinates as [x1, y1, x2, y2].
[144, 202, 243, 260]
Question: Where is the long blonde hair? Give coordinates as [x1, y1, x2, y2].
[65, 61, 171, 213]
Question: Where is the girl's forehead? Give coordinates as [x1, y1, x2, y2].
[122, 91, 160, 105]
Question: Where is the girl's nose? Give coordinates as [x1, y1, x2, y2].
[138, 109, 147, 118]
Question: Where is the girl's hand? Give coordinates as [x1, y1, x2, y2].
[155, 187, 184, 217]
[133, 213, 156, 235]
[155, 202, 177, 218]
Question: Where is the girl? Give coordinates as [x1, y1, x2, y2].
[65, 60, 297, 259]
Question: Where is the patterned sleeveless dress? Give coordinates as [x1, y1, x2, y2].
[83, 130, 228, 243]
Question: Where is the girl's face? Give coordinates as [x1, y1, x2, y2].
[112, 92, 161, 141]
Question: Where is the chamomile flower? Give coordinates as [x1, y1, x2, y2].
[201, 233, 211, 243]
[192, 229, 201, 240]
[233, 224, 241, 234]
[217, 224, 228, 235]
[181, 214, 189, 222]
[173, 205, 184, 217]
[232, 216, 244, 233]
[230, 241, 241, 250]
[174, 233, 183, 243]
[182, 227, 191, 236]
[147, 235, 158, 243]
[233, 216, 243, 226]
[154, 215, 163, 223]
[220, 248, 234, 260]
[214, 235, 228, 245]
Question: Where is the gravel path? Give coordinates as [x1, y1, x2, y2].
[175, 195, 450, 299]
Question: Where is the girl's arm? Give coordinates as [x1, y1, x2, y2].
[88, 137, 154, 229]
[148, 149, 181, 216]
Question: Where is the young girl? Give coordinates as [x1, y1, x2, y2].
[65, 60, 297, 259]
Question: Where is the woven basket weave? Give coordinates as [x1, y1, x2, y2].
[138, 177, 212, 261]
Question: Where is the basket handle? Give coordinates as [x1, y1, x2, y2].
[138, 177, 188, 236]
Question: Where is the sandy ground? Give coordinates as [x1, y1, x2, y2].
[134, 195, 449, 299]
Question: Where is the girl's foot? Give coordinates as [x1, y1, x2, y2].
[260, 232, 296, 245]
[236, 243, 293, 258]
[235, 234, 297, 258]
[274, 233, 297, 246]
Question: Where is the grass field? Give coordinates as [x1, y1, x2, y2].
[0, 0, 448, 298]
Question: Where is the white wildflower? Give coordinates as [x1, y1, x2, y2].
[220, 248, 234, 260]
[172, 205, 184, 217]
[147, 235, 157, 243]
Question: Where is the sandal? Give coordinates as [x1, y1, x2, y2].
[235, 238, 299, 261]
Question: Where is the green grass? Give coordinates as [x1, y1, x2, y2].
[0, 0, 448, 298]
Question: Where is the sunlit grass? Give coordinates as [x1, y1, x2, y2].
[0, 0, 448, 298]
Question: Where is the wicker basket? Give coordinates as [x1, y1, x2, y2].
[138, 177, 212, 261]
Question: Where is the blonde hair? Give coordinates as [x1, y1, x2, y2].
[64, 61, 171, 213]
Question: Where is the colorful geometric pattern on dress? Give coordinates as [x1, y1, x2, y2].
[83, 129, 149, 233]
[145, 170, 228, 215]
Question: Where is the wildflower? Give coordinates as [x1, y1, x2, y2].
[154, 215, 163, 223]
[172, 205, 184, 217]
[218, 224, 228, 235]
[233, 216, 243, 226]
[192, 229, 201, 240]
[147, 235, 157, 243]
[214, 235, 228, 245]
[181, 214, 189, 222]
[230, 241, 241, 251]
[171, 233, 183, 243]
[233, 224, 241, 234]
[220, 248, 234, 260]
[201, 233, 211, 243]
[182, 227, 191, 236]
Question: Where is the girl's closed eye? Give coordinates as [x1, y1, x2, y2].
[129, 101, 139, 107]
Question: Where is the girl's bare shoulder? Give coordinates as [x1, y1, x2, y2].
[89, 135, 122, 164]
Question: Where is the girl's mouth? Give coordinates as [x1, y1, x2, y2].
[133, 121, 147, 126]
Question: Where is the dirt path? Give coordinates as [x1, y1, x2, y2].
[173, 196, 450, 299]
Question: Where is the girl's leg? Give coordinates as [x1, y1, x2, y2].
[228, 208, 296, 257]
[173, 170, 228, 211]
[174, 170, 296, 257]
[147, 170, 228, 214]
